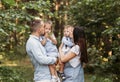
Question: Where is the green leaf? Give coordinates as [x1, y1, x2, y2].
[0, 28, 8, 35]
[2, 0, 15, 6]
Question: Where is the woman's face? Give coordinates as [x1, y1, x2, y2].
[68, 27, 74, 38]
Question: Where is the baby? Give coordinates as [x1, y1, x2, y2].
[58, 25, 74, 80]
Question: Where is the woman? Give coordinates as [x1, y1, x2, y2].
[59, 26, 88, 82]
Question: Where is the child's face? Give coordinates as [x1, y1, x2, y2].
[45, 23, 51, 34]
[64, 28, 69, 37]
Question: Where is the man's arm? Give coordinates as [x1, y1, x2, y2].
[31, 43, 57, 65]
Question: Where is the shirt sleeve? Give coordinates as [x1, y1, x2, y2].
[31, 42, 56, 65]
[70, 45, 80, 55]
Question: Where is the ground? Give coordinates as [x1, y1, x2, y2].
[0, 56, 93, 82]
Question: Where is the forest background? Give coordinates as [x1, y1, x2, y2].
[0, 0, 120, 82]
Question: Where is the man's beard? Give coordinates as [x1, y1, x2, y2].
[41, 33, 45, 36]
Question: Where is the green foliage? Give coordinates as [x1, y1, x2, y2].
[67, 0, 120, 81]
[91, 75, 112, 82]
[0, 66, 26, 82]
[1, 0, 16, 8]
[24, 0, 52, 16]
[0, 0, 120, 81]
[0, 0, 53, 60]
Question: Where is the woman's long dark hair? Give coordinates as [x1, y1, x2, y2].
[73, 26, 88, 63]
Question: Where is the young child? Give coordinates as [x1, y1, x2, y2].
[40, 20, 60, 82]
[58, 25, 74, 80]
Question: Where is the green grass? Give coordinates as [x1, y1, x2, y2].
[17, 67, 93, 82]
[85, 74, 92, 82]
[17, 66, 34, 82]
[0, 66, 93, 82]
[1, 66, 113, 82]
[0, 57, 113, 82]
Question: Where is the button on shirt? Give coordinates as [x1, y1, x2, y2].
[26, 35, 56, 81]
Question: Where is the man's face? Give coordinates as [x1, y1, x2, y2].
[39, 24, 45, 35]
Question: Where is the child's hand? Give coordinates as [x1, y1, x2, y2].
[47, 32, 52, 39]
[44, 33, 49, 38]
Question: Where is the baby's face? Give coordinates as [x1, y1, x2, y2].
[64, 28, 69, 37]
[45, 24, 51, 34]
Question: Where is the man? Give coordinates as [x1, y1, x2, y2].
[26, 19, 57, 82]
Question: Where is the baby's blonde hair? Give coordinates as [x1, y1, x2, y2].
[64, 25, 73, 30]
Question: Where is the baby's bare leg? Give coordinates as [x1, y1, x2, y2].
[59, 63, 65, 73]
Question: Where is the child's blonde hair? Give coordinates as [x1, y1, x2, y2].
[45, 20, 52, 25]
[45, 20, 54, 33]
[64, 25, 73, 31]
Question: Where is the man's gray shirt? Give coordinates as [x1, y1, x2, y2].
[26, 35, 56, 81]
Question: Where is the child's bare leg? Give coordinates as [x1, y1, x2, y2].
[58, 62, 66, 80]
[49, 64, 60, 82]
[49, 64, 56, 76]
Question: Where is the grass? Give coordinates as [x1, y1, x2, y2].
[85, 74, 93, 82]
[16, 66, 34, 82]
[0, 66, 93, 82]
[0, 56, 113, 82]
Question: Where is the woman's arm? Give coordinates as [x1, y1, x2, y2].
[59, 50, 76, 63]
[59, 45, 80, 63]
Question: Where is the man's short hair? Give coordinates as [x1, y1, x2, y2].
[30, 19, 44, 32]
